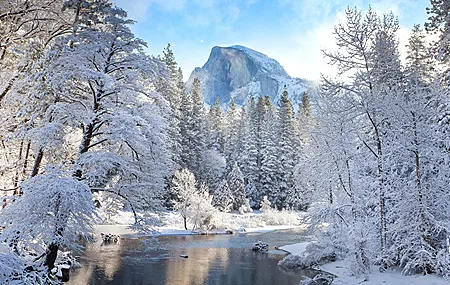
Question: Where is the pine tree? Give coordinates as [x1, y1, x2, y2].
[213, 179, 233, 212]
[260, 98, 280, 204]
[406, 24, 434, 81]
[224, 99, 241, 173]
[240, 97, 261, 207]
[179, 88, 195, 170]
[156, 43, 184, 168]
[206, 97, 225, 153]
[190, 77, 206, 175]
[227, 163, 246, 211]
[276, 88, 299, 209]
[425, 0, 450, 72]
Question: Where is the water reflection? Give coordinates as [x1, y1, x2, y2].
[68, 230, 317, 285]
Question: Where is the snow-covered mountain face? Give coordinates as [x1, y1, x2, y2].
[187, 45, 309, 106]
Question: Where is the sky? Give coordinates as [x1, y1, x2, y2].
[113, 0, 431, 81]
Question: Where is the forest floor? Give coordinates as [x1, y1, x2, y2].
[279, 242, 450, 285]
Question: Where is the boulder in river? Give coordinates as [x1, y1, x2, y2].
[252, 241, 269, 252]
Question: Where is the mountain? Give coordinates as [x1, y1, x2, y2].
[186, 45, 309, 106]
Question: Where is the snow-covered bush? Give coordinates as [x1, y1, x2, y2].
[172, 169, 218, 231]
[187, 184, 218, 231]
[238, 198, 253, 214]
[259, 196, 272, 212]
[257, 196, 299, 225]
[262, 209, 299, 225]
[0, 251, 24, 284]
[0, 249, 59, 285]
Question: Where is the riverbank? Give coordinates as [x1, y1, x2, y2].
[279, 242, 450, 285]
[95, 210, 306, 238]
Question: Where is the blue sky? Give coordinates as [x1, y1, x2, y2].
[113, 0, 431, 81]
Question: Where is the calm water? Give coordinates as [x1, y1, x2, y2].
[67, 228, 318, 285]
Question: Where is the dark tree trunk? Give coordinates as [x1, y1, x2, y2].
[30, 148, 44, 177]
[13, 140, 24, 190]
[44, 243, 59, 271]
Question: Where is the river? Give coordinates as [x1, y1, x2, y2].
[67, 228, 319, 285]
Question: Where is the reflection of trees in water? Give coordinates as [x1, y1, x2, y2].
[67, 235, 307, 285]
[68, 240, 124, 284]
[68, 264, 94, 284]
[165, 247, 230, 285]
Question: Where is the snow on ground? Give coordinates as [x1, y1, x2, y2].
[94, 210, 306, 238]
[280, 242, 450, 285]
[244, 225, 299, 233]
[278, 242, 309, 255]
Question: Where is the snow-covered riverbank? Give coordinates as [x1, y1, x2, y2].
[95, 210, 306, 238]
[279, 242, 450, 285]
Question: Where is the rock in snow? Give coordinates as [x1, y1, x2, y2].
[252, 241, 269, 252]
[187, 45, 309, 106]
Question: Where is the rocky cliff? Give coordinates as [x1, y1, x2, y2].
[187, 45, 308, 106]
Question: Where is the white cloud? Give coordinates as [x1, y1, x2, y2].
[113, 0, 186, 21]
[281, 0, 429, 80]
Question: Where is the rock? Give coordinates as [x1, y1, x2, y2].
[299, 273, 334, 285]
[101, 233, 120, 243]
[52, 264, 71, 282]
[180, 255, 188, 258]
[278, 254, 306, 269]
[252, 241, 269, 252]
[186, 45, 309, 106]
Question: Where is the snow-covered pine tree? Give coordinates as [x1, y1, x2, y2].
[260, 97, 280, 205]
[425, 0, 450, 77]
[276, 88, 300, 209]
[240, 97, 261, 207]
[206, 97, 225, 153]
[190, 77, 206, 176]
[227, 163, 246, 211]
[179, 83, 195, 170]
[213, 179, 233, 213]
[224, 99, 242, 173]
[156, 43, 184, 168]
[200, 97, 227, 192]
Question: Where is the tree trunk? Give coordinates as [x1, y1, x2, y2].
[13, 140, 24, 190]
[412, 112, 426, 233]
[366, 110, 386, 253]
[21, 141, 31, 191]
[377, 135, 386, 253]
[183, 216, 187, 230]
[0, 75, 17, 104]
[30, 148, 44, 177]
[44, 243, 58, 271]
